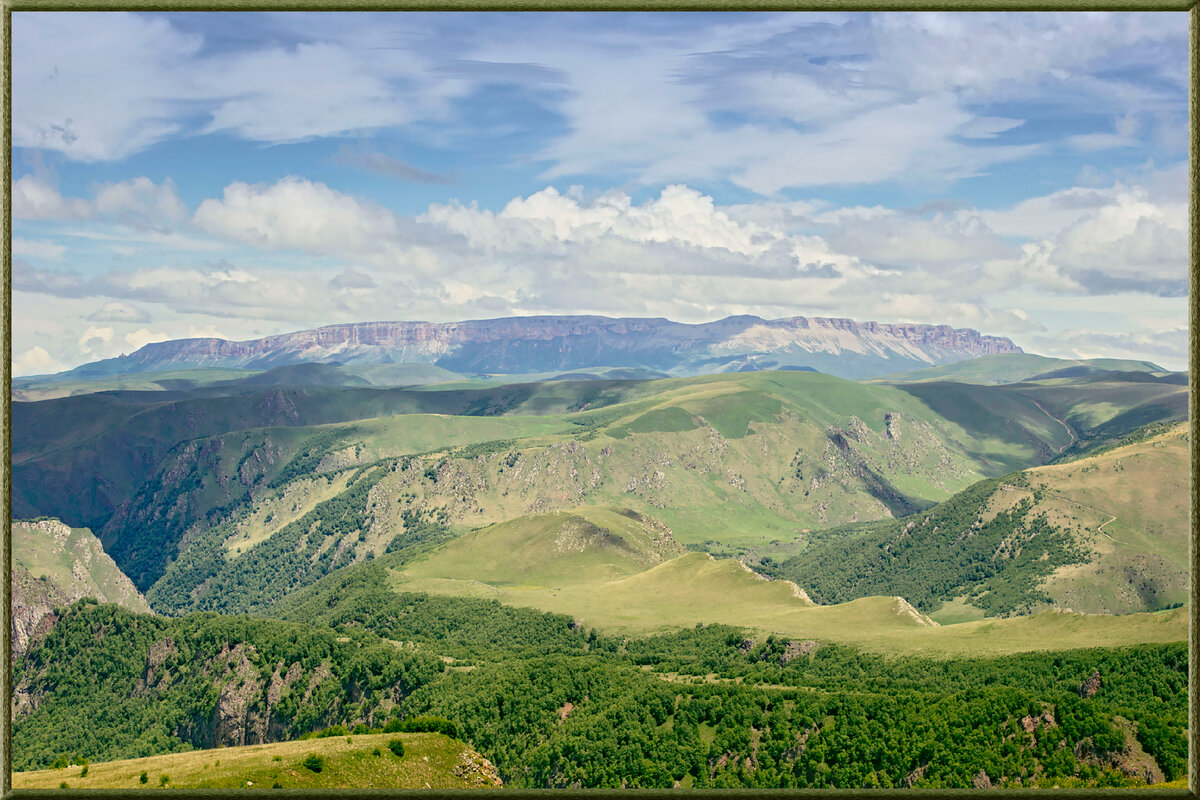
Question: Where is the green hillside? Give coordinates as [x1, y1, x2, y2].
[757, 423, 1189, 619]
[13, 732, 500, 790]
[878, 354, 1165, 385]
[12, 519, 150, 613]
[383, 504, 1185, 658]
[15, 368, 1182, 625]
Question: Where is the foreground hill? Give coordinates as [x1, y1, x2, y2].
[52, 314, 1021, 381]
[10, 518, 150, 659]
[756, 423, 1188, 619]
[12, 732, 500, 790]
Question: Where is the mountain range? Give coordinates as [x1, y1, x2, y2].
[54, 314, 1022, 381]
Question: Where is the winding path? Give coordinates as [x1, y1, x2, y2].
[1027, 398, 1076, 453]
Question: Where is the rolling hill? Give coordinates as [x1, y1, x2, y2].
[755, 422, 1189, 619]
[385, 507, 1186, 658]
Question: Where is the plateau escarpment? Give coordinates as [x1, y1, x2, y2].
[60, 314, 1022, 381]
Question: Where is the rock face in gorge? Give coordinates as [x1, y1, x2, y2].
[10, 519, 151, 660]
[63, 314, 1022, 381]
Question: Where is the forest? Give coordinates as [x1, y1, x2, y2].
[13, 585, 1187, 789]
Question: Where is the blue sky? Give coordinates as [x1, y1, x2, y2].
[12, 11, 1189, 374]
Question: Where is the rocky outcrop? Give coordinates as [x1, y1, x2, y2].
[1079, 670, 1102, 698]
[10, 519, 151, 661]
[64, 314, 1022, 381]
[453, 750, 503, 787]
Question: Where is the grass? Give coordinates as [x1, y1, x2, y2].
[390, 518, 1187, 658]
[11, 520, 151, 613]
[11, 733, 499, 790]
[1026, 423, 1190, 614]
[875, 354, 1163, 385]
[401, 506, 682, 587]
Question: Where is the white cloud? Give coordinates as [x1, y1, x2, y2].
[12, 345, 68, 377]
[93, 176, 187, 230]
[193, 177, 410, 255]
[13, 13, 199, 161]
[78, 325, 114, 353]
[124, 327, 172, 350]
[13, 176, 91, 220]
[13, 238, 67, 260]
[13, 12, 464, 161]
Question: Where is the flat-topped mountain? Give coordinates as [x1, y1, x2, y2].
[61, 315, 1022, 381]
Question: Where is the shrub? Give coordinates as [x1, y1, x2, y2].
[59, 782, 68, 790]
[50, 757, 68, 770]
[388, 739, 405, 757]
[159, 775, 169, 787]
[316, 725, 349, 738]
[79, 765, 88, 778]
[139, 771, 148, 784]
[384, 715, 458, 739]
[302, 755, 324, 773]
[372, 747, 382, 756]
[352, 723, 370, 734]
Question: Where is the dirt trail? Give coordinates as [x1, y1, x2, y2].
[1027, 398, 1076, 452]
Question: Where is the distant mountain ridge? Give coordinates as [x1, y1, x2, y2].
[63, 315, 1022, 381]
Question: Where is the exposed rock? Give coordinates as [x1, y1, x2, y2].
[738, 638, 755, 653]
[972, 769, 992, 789]
[69, 315, 1020, 381]
[779, 640, 820, 665]
[904, 763, 928, 788]
[10, 519, 151, 661]
[1079, 670, 1102, 698]
[452, 751, 503, 788]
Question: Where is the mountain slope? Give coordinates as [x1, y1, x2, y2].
[756, 423, 1189, 618]
[58, 314, 1021, 381]
[11, 518, 150, 659]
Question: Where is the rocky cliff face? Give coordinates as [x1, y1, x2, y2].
[10, 519, 150, 660]
[65, 314, 1022, 380]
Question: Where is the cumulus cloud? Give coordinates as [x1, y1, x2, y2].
[93, 176, 188, 231]
[12, 345, 69, 377]
[78, 325, 114, 353]
[329, 269, 378, 290]
[192, 177, 416, 255]
[13, 176, 91, 220]
[13, 174, 188, 236]
[124, 327, 172, 349]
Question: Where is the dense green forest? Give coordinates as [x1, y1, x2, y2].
[15, 590, 1186, 789]
[12, 600, 442, 771]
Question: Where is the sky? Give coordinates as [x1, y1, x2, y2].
[11, 11, 1190, 375]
